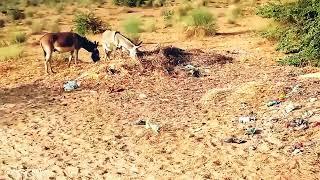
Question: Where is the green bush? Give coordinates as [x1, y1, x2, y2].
[11, 32, 27, 44]
[73, 12, 106, 35]
[184, 8, 216, 36]
[257, 0, 320, 67]
[121, 17, 143, 43]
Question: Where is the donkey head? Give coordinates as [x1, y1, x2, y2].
[91, 41, 100, 62]
[129, 41, 142, 59]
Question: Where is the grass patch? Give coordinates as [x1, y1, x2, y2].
[121, 16, 143, 44]
[184, 8, 216, 37]
[144, 19, 157, 32]
[31, 20, 45, 34]
[0, 45, 24, 61]
[161, 9, 174, 27]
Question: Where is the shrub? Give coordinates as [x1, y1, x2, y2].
[121, 17, 143, 44]
[112, 0, 165, 7]
[31, 20, 45, 34]
[11, 32, 27, 44]
[8, 9, 25, 20]
[184, 8, 216, 36]
[0, 45, 23, 61]
[257, 0, 320, 67]
[161, 9, 174, 27]
[73, 12, 106, 35]
[0, 19, 5, 28]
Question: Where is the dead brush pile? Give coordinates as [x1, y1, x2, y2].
[122, 46, 233, 76]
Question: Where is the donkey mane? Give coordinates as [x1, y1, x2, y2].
[76, 34, 96, 52]
[115, 31, 138, 46]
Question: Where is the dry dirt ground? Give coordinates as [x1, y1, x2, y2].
[1, 2, 320, 179]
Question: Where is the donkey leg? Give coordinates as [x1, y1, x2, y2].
[45, 52, 53, 74]
[49, 58, 55, 73]
[68, 51, 74, 67]
[74, 50, 79, 65]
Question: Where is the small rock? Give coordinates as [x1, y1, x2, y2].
[64, 166, 79, 178]
[309, 97, 317, 102]
[138, 93, 147, 99]
[292, 148, 302, 155]
[238, 116, 256, 123]
[224, 137, 247, 144]
[285, 103, 301, 113]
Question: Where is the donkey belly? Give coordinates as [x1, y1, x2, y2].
[54, 46, 75, 52]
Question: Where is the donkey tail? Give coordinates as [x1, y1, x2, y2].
[40, 41, 46, 58]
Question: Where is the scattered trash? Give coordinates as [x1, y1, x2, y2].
[284, 103, 301, 113]
[63, 80, 79, 92]
[224, 136, 247, 144]
[134, 120, 147, 125]
[290, 142, 304, 155]
[286, 118, 309, 130]
[245, 127, 261, 135]
[267, 100, 281, 107]
[278, 93, 287, 101]
[135, 119, 160, 134]
[184, 64, 201, 77]
[312, 122, 320, 127]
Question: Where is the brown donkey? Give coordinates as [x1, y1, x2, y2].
[40, 32, 100, 74]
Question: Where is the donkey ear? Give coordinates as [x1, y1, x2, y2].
[136, 41, 142, 46]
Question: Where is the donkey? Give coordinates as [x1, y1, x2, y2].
[101, 30, 142, 60]
[40, 32, 100, 74]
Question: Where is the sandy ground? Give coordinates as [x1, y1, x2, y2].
[1, 1, 320, 179]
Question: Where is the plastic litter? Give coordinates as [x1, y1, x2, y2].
[267, 100, 281, 107]
[245, 127, 261, 135]
[184, 64, 201, 77]
[135, 119, 160, 134]
[286, 118, 309, 130]
[63, 80, 79, 92]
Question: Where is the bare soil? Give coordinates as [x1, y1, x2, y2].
[1, 2, 320, 179]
